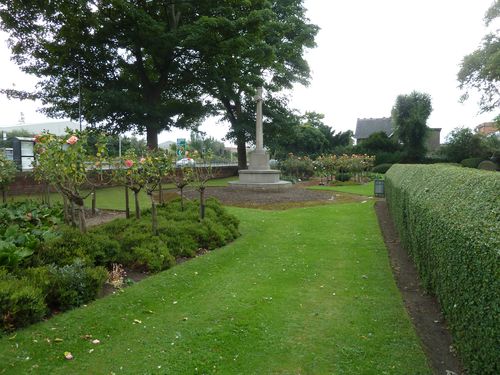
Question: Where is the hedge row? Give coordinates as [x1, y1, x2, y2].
[385, 164, 499, 374]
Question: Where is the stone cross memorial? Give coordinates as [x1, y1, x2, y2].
[229, 87, 291, 189]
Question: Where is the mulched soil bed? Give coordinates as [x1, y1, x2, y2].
[181, 182, 368, 209]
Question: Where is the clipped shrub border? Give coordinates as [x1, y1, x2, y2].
[385, 164, 499, 374]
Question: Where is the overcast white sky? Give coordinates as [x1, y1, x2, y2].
[0, 0, 497, 144]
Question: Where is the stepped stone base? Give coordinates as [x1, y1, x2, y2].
[229, 169, 292, 190]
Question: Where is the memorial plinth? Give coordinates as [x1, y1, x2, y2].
[229, 88, 291, 190]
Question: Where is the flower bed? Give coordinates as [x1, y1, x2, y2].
[0, 198, 239, 333]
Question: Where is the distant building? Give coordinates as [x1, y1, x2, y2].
[475, 122, 498, 136]
[354, 117, 394, 143]
[0, 120, 84, 137]
[158, 140, 175, 150]
[354, 117, 441, 152]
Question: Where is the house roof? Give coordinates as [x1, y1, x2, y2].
[354, 117, 394, 139]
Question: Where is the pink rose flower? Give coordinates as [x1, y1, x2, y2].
[66, 135, 78, 145]
[124, 159, 134, 168]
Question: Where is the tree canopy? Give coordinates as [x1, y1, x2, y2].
[441, 127, 485, 163]
[267, 111, 353, 159]
[458, 1, 500, 118]
[0, 0, 318, 157]
[183, 1, 318, 168]
[391, 91, 433, 162]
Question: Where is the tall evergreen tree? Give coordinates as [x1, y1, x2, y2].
[391, 91, 433, 162]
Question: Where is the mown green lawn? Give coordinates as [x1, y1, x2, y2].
[7, 176, 238, 211]
[308, 181, 375, 197]
[0, 202, 430, 374]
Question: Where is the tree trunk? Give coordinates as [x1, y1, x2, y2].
[149, 193, 158, 236]
[180, 186, 184, 211]
[63, 195, 69, 224]
[125, 186, 130, 219]
[236, 135, 247, 170]
[91, 189, 96, 215]
[70, 201, 76, 227]
[199, 187, 205, 220]
[146, 127, 159, 150]
[46, 184, 51, 208]
[134, 190, 141, 219]
[77, 204, 87, 233]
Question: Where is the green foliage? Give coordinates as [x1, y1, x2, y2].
[0, 274, 46, 331]
[373, 151, 403, 165]
[21, 262, 107, 311]
[371, 163, 393, 174]
[356, 131, 401, 154]
[94, 198, 239, 271]
[0, 1, 317, 152]
[188, 3, 318, 167]
[478, 160, 498, 170]
[461, 157, 483, 168]
[391, 91, 433, 162]
[33, 226, 121, 267]
[0, 153, 17, 192]
[33, 130, 111, 231]
[335, 172, 352, 182]
[385, 164, 500, 374]
[0, 201, 62, 270]
[269, 112, 353, 159]
[458, 1, 500, 115]
[279, 155, 315, 181]
[441, 127, 486, 162]
[43, 261, 107, 311]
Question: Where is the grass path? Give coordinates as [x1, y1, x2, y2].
[0, 202, 430, 374]
[308, 181, 375, 197]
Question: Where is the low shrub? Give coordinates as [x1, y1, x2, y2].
[385, 164, 499, 374]
[335, 172, 351, 182]
[117, 236, 174, 272]
[460, 157, 483, 169]
[374, 151, 402, 165]
[32, 226, 121, 267]
[0, 272, 47, 332]
[279, 155, 315, 181]
[44, 260, 108, 311]
[371, 163, 393, 174]
[94, 198, 239, 270]
[477, 160, 498, 171]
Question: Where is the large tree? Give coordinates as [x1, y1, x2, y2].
[0, 1, 217, 148]
[182, 0, 318, 168]
[0, 1, 317, 155]
[391, 91, 433, 162]
[458, 1, 500, 119]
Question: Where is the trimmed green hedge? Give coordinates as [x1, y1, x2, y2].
[385, 164, 500, 374]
